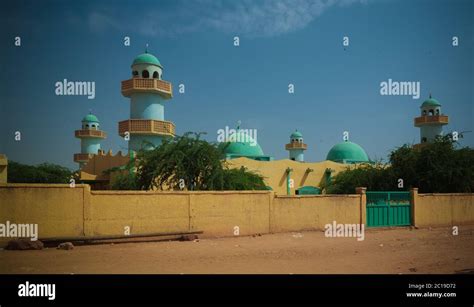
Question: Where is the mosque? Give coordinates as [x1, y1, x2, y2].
[75, 50, 449, 195]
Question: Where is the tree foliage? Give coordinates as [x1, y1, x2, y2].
[110, 172, 140, 190]
[7, 161, 73, 184]
[111, 132, 267, 191]
[326, 136, 474, 194]
[325, 163, 397, 194]
[223, 166, 267, 190]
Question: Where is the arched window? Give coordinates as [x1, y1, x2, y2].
[153, 71, 158, 79]
[428, 109, 434, 116]
[422, 110, 427, 116]
[422, 137, 427, 143]
[85, 124, 89, 128]
[132, 71, 139, 77]
[142, 70, 149, 78]
[435, 109, 440, 115]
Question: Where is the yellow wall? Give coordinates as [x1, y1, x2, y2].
[271, 195, 361, 232]
[0, 184, 359, 245]
[227, 158, 350, 195]
[89, 191, 190, 236]
[0, 184, 85, 246]
[1, 184, 473, 247]
[189, 191, 272, 237]
[415, 193, 474, 227]
[87, 191, 272, 237]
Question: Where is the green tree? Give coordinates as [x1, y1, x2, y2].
[327, 136, 474, 194]
[8, 161, 73, 184]
[111, 132, 267, 191]
[135, 132, 225, 190]
[414, 136, 474, 193]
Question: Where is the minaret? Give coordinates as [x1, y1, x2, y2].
[285, 130, 307, 162]
[119, 48, 175, 153]
[74, 113, 107, 167]
[414, 94, 449, 145]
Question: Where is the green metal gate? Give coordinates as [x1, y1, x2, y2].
[366, 191, 411, 227]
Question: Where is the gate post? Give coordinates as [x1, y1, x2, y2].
[355, 187, 367, 226]
[410, 188, 418, 226]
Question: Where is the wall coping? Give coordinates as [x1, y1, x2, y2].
[91, 190, 274, 195]
[418, 193, 474, 197]
[0, 183, 88, 188]
[275, 194, 360, 198]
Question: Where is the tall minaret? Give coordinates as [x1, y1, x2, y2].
[414, 94, 449, 144]
[74, 113, 107, 167]
[285, 130, 307, 162]
[119, 48, 175, 153]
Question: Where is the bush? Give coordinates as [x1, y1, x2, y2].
[111, 173, 140, 190]
[325, 163, 396, 194]
[8, 161, 73, 184]
[223, 167, 267, 190]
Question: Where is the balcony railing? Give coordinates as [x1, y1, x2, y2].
[75, 130, 107, 138]
[121, 78, 173, 99]
[414, 115, 449, 126]
[73, 153, 92, 163]
[285, 142, 308, 150]
[118, 119, 175, 137]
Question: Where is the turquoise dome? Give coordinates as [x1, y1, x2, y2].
[82, 114, 99, 123]
[291, 130, 303, 138]
[132, 52, 162, 68]
[224, 130, 264, 157]
[326, 141, 369, 163]
[421, 97, 441, 108]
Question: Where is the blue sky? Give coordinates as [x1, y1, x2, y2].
[1, 0, 473, 169]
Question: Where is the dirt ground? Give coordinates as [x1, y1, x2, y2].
[1, 226, 473, 274]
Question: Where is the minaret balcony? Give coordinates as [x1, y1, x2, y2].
[121, 78, 173, 99]
[73, 153, 92, 163]
[285, 142, 308, 150]
[75, 129, 107, 138]
[118, 119, 175, 137]
[414, 115, 449, 127]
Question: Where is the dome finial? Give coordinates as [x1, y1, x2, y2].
[429, 93, 432, 99]
[145, 43, 149, 53]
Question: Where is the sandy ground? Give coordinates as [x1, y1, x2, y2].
[0, 226, 473, 274]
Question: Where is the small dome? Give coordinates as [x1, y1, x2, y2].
[82, 114, 99, 123]
[132, 52, 163, 68]
[326, 141, 369, 163]
[224, 130, 264, 157]
[421, 97, 441, 108]
[290, 130, 303, 138]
